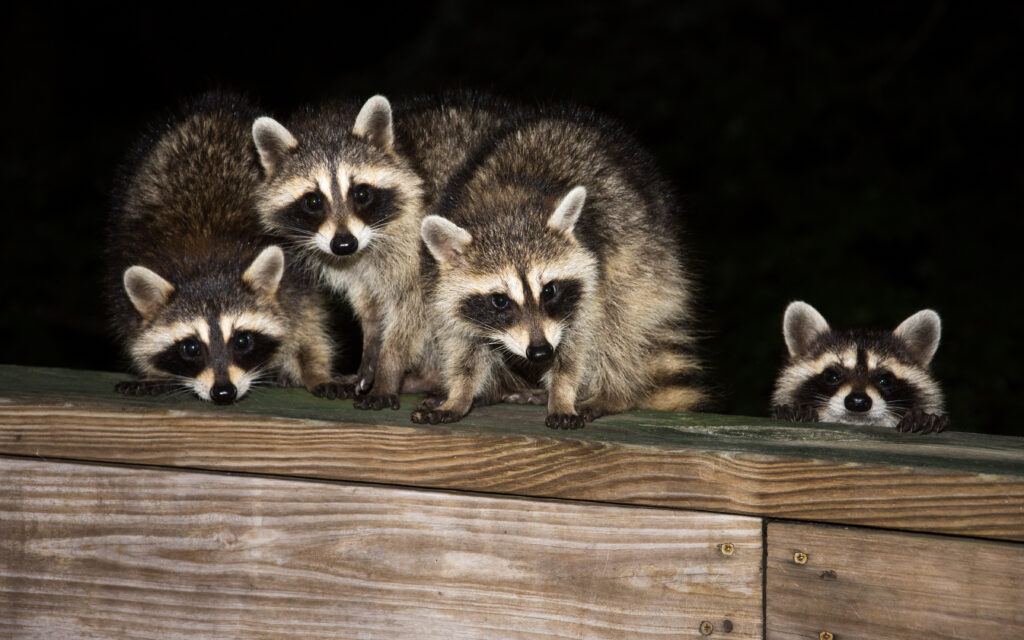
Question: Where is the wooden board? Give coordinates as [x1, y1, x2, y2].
[0, 457, 763, 639]
[2, 365, 1024, 541]
[765, 521, 1024, 640]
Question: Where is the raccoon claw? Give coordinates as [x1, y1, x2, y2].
[410, 408, 462, 424]
[312, 381, 356, 400]
[896, 410, 949, 434]
[115, 380, 174, 396]
[354, 394, 400, 410]
[773, 404, 819, 423]
[417, 396, 445, 410]
[503, 389, 548, 405]
[545, 413, 587, 430]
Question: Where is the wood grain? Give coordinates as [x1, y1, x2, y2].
[1, 457, 763, 639]
[2, 365, 1024, 541]
[766, 521, 1024, 640]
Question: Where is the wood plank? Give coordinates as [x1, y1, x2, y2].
[766, 521, 1024, 640]
[0, 457, 763, 640]
[2, 365, 1024, 541]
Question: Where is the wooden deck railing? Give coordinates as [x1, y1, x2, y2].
[2, 365, 1022, 639]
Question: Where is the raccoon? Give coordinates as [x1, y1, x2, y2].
[106, 93, 343, 404]
[771, 301, 948, 433]
[251, 93, 508, 409]
[412, 107, 707, 429]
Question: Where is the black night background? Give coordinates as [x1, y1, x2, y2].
[2, 2, 1021, 435]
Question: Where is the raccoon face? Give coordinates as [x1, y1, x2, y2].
[774, 301, 943, 427]
[456, 270, 585, 362]
[792, 354, 924, 426]
[139, 317, 283, 403]
[253, 96, 417, 262]
[123, 246, 288, 403]
[423, 186, 595, 363]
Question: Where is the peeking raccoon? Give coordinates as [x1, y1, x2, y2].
[107, 93, 343, 404]
[413, 108, 706, 428]
[772, 301, 948, 433]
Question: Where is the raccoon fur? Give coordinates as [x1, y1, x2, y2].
[413, 107, 707, 429]
[771, 301, 948, 433]
[106, 93, 343, 404]
[251, 93, 508, 409]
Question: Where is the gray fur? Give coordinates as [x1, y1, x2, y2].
[107, 93, 340, 402]
[413, 108, 706, 428]
[893, 309, 942, 367]
[252, 93, 510, 407]
[783, 300, 831, 358]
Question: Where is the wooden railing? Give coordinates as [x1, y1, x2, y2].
[2, 365, 1022, 639]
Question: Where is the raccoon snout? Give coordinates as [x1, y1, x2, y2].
[210, 382, 238, 405]
[330, 233, 359, 256]
[526, 341, 554, 363]
[844, 391, 872, 412]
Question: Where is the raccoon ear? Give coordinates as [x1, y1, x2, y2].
[782, 301, 830, 358]
[894, 309, 941, 366]
[548, 186, 587, 236]
[352, 95, 394, 151]
[243, 246, 285, 299]
[124, 266, 175, 321]
[252, 117, 298, 178]
[421, 215, 473, 265]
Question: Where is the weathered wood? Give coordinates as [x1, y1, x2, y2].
[2, 365, 1024, 540]
[765, 521, 1024, 640]
[0, 457, 763, 640]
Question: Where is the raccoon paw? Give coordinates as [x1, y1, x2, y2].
[312, 381, 356, 400]
[410, 408, 463, 424]
[545, 413, 587, 430]
[504, 388, 548, 405]
[576, 405, 606, 423]
[772, 404, 819, 422]
[354, 394, 400, 410]
[896, 410, 949, 434]
[115, 380, 175, 396]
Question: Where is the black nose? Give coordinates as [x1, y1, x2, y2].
[210, 383, 237, 405]
[526, 342, 554, 363]
[844, 392, 872, 412]
[330, 233, 358, 256]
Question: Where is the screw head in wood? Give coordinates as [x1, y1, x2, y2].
[794, 551, 808, 564]
[819, 632, 834, 640]
[719, 542, 735, 556]
[700, 621, 714, 635]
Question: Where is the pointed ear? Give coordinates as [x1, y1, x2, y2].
[782, 301, 830, 358]
[243, 246, 285, 299]
[421, 215, 472, 265]
[894, 309, 941, 366]
[352, 95, 394, 151]
[124, 266, 175, 321]
[252, 116, 298, 177]
[547, 186, 586, 236]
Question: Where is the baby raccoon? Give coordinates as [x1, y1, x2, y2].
[251, 93, 507, 409]
[107, 93, 342, 404]
[772, 301, 948, 433]
[413, 108, 707, 429]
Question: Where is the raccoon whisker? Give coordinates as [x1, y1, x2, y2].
[277, 239, 316, 251]
[162, 385, 199, 400]
[275, 223, 318, 237]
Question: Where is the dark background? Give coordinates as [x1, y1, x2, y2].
[2, 2, 1020, 435]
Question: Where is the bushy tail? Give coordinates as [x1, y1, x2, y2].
[640, 331, 708, 412]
